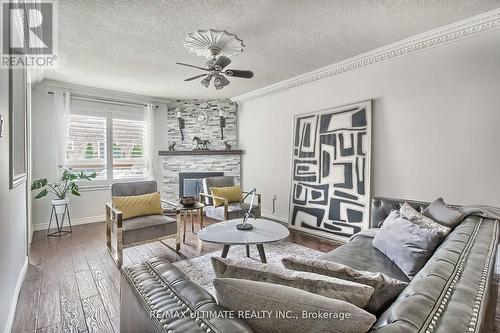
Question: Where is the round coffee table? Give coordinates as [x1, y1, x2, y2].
[198, 218, 289, 263]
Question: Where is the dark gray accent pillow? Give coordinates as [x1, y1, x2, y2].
[281, 257, 409, 314]
[211, 257, 374, 308]
[214, 278, 377, 333]
[372, 211, 443, 279]
[423, 197, 464, 229]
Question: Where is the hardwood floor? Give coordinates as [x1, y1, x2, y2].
[12, 218, 339, 332]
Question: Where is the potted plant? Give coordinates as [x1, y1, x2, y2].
[31, 166, 96, 213]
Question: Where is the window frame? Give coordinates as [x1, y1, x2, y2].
[67, 103, 148, 190]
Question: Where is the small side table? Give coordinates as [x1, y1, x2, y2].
[174, 202, 205, 243]
[47, 199, 72, 237]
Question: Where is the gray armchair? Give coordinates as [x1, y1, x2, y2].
[105, 180, 179, 268]
[200, 176, 261, 221]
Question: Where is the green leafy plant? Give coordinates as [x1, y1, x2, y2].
[31, 166, 97, 200]
[84, 143, 95, 159]
[130, 144, 143, 158]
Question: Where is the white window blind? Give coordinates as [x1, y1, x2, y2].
[112, 118, 147, 179]
[65, 98, 148, 185]
[66, 114, 107, 179]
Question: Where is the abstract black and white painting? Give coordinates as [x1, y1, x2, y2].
[289, 100, 372, 242]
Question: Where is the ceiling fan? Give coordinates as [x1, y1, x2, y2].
[177, 29, 254, 90]
[177, 54, 254, 89]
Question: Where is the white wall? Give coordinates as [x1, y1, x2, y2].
[0, 62, 28, 333]
[238, 30, 500, 222]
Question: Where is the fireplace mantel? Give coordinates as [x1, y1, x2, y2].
[158, 150, 244, 156]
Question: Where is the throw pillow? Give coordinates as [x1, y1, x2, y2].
[211, 257, 374, 308]
[111, 192, 163, 220]
[214, 278, 376, 333]
[423, 197, 464, 229]
[372, 210, 443, 279]
[281, 257, 409, 313]
[400, 202, 451, 237]
[210, 186, 243, 207]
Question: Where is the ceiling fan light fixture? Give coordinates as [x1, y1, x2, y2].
[201, 75, 212, 88]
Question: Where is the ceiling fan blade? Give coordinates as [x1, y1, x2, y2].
[214, 55, 231, 69]
[224, 69, 254, 79]
[176, 62, 209, 71]
[184, 74, 208, 81]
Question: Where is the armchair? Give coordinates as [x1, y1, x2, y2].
[200, 176, 261, 221]
[106, 180, 180, 268]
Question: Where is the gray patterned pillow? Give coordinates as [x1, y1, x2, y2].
[400, 202, 451, 237]
[281, 257, 409, 313]
[214, 278, 377, 333]
[211, 257, 374, 308]
[423, 197, 464, 229]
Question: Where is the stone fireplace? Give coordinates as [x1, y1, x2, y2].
[159, 99, 241, 202]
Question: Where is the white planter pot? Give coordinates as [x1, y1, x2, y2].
[51, 198, 69, 214]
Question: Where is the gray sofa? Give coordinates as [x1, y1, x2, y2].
[120, 197, 499, 332]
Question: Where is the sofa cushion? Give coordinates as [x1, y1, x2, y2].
[211, 257, 374, 308]
[121, 214, 176, 245]
[400, 202, 451, 237]
[318, 230, 410, 282]
[372, 211, 443, 279]
[112, 191, 163, 219]
[422, 197, 464, 228]
[281, 257, 408, 314]
[214, 278, 376, 333]
[205, 203, 261, 221]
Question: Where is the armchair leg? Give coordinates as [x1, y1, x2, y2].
[117, 228, 123, 268]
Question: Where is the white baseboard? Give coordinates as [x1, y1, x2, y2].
[33, 215, 105, 231]
[261, 211, 289, 225]
[3, 257, 28, 333]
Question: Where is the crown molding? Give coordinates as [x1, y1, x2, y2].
[232, 9, 500, 103]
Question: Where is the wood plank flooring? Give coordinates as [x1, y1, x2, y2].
[11, 217, 499, 332]
[12, 217, 339, 332]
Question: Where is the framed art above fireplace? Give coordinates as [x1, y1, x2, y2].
[289, 100, 372, 242]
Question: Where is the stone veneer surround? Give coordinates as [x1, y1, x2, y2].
[161, 99, 240, 201]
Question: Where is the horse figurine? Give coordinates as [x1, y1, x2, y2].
[193, 136, 202, 150]
[193, 136, 210, 150]
[224, 141, 232, 150]
[168, 142, 176, 151]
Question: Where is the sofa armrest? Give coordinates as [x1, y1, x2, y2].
[106, 202, 123, 228]
[200, 192, 229, 219]
[242, 191, 262, 205]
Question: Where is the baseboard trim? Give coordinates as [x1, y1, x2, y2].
[3, 257, 28, 333]
[33, 215, 105, 231]
[261, 211, 288, 225]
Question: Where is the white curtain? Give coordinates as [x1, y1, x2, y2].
[53, 91, 70, 179]
[145, 104, 156, 181]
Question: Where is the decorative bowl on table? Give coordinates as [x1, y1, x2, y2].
[180, 196, 197, 206]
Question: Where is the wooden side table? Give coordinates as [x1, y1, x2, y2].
[174, 202, 205, 243]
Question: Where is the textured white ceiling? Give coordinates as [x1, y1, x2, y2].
[45, 0, 500, 99]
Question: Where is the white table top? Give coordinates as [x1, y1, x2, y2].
[198, 218, 289, 245]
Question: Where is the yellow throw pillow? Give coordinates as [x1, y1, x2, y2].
[112, 192, 163, 220]
[210, 186, 243, 207]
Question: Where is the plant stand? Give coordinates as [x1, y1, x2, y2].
[47, 202, 72, 237]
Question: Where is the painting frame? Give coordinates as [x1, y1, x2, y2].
[7, 6, 28, 189]
[289, 100, 372, 242]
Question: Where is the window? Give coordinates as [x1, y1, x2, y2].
[66, 114, 107, 179]
[112, 118, 147, 179]
[65, 99, 148, 186]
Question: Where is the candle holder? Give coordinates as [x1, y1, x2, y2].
[177, 110, 185, 141]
